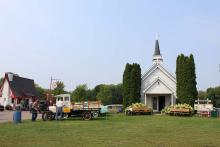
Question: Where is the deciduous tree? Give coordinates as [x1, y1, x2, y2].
[52, 81, 66, 96]
[71, 84, 88, 101]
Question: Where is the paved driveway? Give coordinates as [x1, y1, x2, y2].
[0, 111, 41, 123]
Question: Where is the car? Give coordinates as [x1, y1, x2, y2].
[0, 105, 4, 111]
[107, 104, 123, 113]
[100, 104, 123, 114]
[100, 105, 108, 114]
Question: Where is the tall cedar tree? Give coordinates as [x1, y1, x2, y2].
[123, 63, 132, 107]
[176, 54, 198, 105]
[131, 64, 141, 103]
[123, 63, 141, 107]
[188, 54, 198, 105]
[176, 55, 180, 98]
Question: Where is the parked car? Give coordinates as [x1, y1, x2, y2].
[105, 104, 123, 113]
[0, 105, 4, 111]
[100, 105, 108, 115]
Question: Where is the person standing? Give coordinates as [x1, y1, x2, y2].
[31, 99, 39, 122]
[56, 98, 63, 120]
[20, 99, 24, 110]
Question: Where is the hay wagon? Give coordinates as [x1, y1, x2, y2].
[169, 108, 192, 116]
[125, 103, 152, 115]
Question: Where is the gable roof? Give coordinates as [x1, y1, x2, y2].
[1, 73, 37, 98]
[142, 63, 176, 83]
[143, 77, 176, 94]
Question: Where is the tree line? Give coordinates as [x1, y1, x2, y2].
[71, 84, 123, 105]
[34, 62, 142, 107]
[198, 87, 220, 107]
[35, 82, 123, 105]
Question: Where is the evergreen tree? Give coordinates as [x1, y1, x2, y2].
[123, 63, 132, 107]
[176, 55, 180, 99]
[188, 54, 198, 105]
[131, 63, 141, 103]
[176, 54, 185, 100]
[176, 54, 198, 105]
[182, 56, 189, 101]
[123, 63, 141, 107]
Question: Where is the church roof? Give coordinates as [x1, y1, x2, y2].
[141, 63, 176, 96]
[154, 40, 161, 56]
[142, 63, 176, 82]
[143, 77, 175, 94]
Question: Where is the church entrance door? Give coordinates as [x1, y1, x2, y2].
[158, 96, 165, 111]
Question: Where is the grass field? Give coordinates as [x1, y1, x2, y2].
[0, 114, 220, 147]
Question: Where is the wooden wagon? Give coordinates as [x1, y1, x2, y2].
[169, 108, 192, 116]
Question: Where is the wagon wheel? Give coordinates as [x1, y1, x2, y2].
[42, 112, 49, 121]
[82, 112, 92, 120]
[48, 112, 55, 120]
[126, 110, 132, 116]
[42, 112, 55, 121]
[92, 111, 99, 118]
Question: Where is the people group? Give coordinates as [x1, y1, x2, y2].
[29, 98, 64, 122]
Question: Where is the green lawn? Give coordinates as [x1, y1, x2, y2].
[0, 114, 220, 147]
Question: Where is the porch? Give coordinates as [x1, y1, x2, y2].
[144, 94, 175, 112]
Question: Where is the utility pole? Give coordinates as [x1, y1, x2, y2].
[47, 76, 60, 102]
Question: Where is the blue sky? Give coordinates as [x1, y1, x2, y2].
[0, 0, 219, 91]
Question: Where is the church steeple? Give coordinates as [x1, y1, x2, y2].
[153, 40, 163, 64]
[154, 40, 161, 56]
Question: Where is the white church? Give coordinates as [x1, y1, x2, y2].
[141, 40, 177, 112]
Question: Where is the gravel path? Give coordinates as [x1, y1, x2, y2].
[0, 111, 41, 123]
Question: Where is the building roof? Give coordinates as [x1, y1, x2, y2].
[154, 40, 161, 56]
[141, 63, 176, 96]
[5, 73, 37, 98]
[143, 77, 175, 94]
[142, 63, 176, 82]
